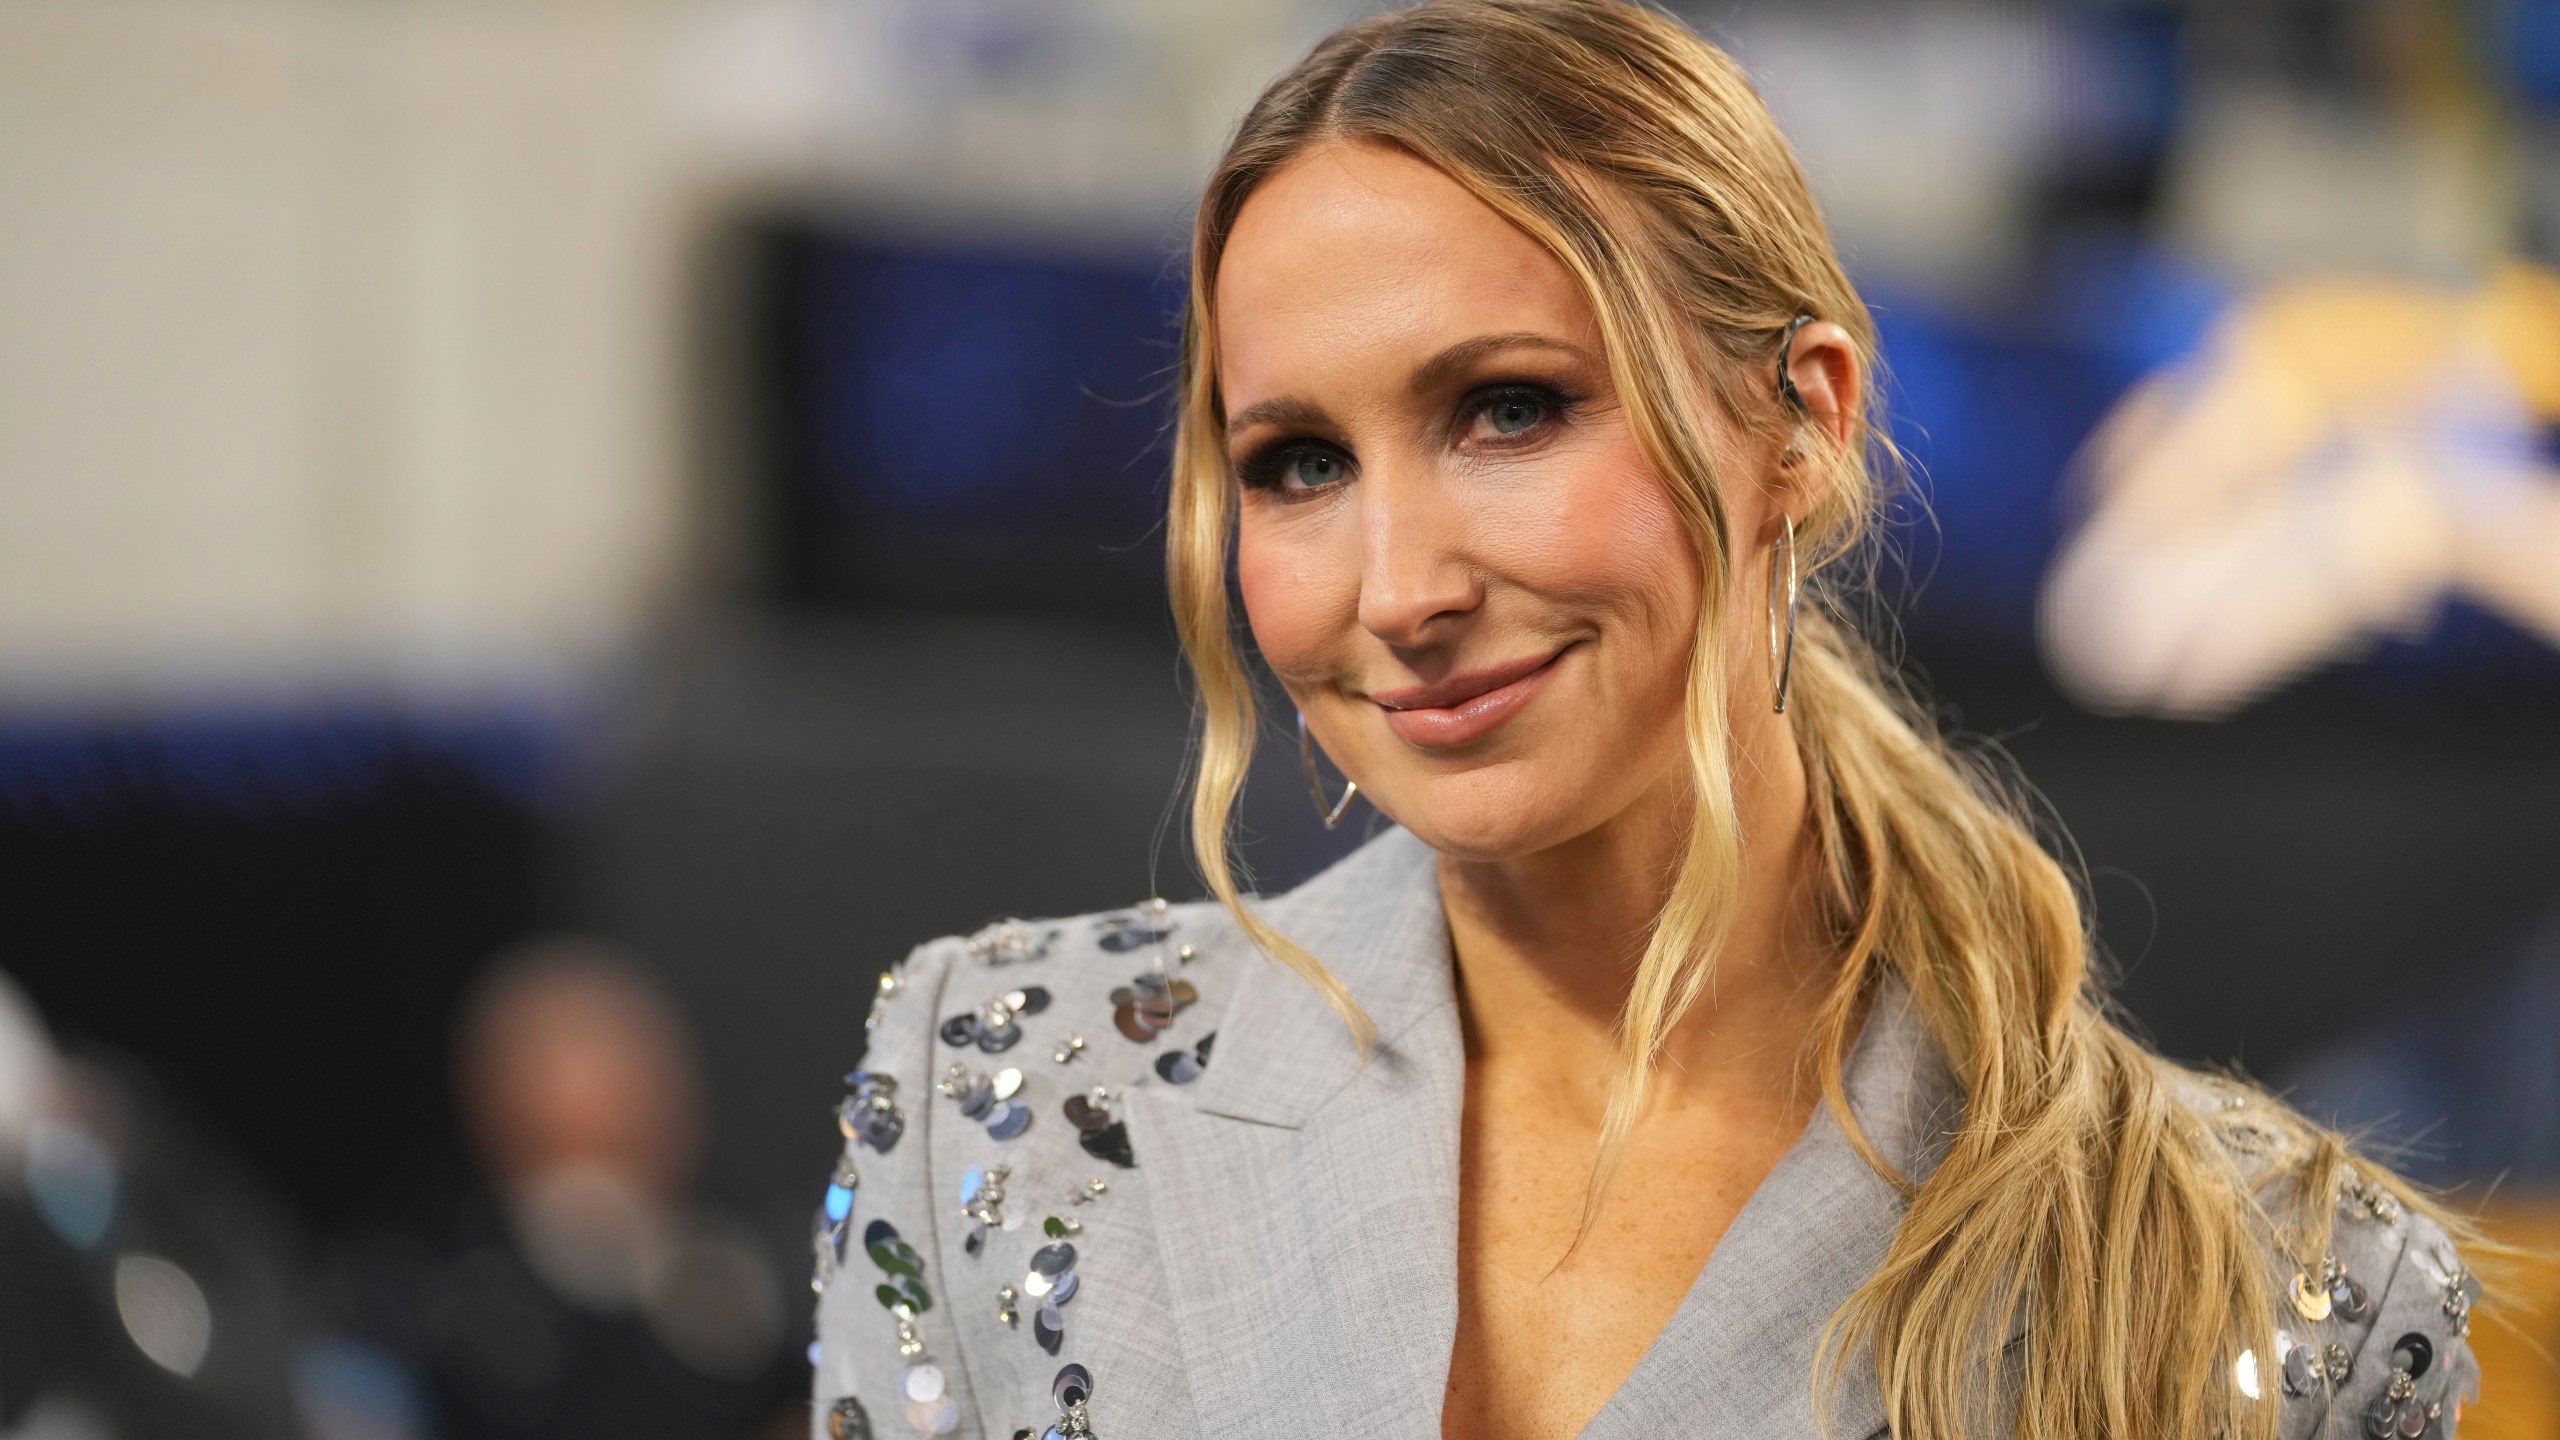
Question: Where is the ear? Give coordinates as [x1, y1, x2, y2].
[1771, 318, 1863, 517]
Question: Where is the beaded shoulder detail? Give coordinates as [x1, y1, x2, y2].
[2170, 1072, 2483, 1439]
[811, 897, 1234, 1440]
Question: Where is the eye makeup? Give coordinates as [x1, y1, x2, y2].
[1234, 438, 1355, 494]
[1230, 376, 1588, 496]
[1449, 380, 1584, 451]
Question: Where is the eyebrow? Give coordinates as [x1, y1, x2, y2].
[1225, 395, 1329, 436]
[1223, 332, 1598, 437]
[1408, 332, 1595, 398]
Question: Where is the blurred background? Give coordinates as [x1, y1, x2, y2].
[1, 0, 2556, 1434]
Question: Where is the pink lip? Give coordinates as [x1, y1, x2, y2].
[1371, 647, 1569, 749]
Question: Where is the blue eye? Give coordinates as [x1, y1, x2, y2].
[1464, 383, 1572, 443]
[1289, 450, 1346, 487]
[1238, 441, 1353, 493]
[1485, 395, 1544, 435]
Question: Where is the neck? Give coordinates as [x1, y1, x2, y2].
[1437, 705, 1824, 1113]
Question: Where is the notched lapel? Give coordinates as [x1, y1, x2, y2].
[1136, 828, 1467, 1439]
[1580, 981, 1964, 1440]
[1186, 827, 1453, 1130]
[1140, 829, 1968, 1440]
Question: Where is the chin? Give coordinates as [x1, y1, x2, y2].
[1366, 762, 1596, 863]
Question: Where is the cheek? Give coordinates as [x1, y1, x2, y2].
[1235, 507, 1357, 686]
[1485, 447, 1703, 664]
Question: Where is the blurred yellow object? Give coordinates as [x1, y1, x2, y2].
[2237, 263, 2560, 423]
[2462, 1196, 2560, 1440]
[2041, 259, 2560, 719]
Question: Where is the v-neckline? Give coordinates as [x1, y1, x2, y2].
[1143, 828, 1963, 1439]
[1574, 985, 1957, 1439]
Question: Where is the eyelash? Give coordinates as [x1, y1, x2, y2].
[1233, 438, 1346, 494]
[1233, 381, 1583, 494]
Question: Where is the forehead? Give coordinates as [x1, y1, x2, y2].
[1214, 141, 1596, 407]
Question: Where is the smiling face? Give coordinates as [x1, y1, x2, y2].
[1218, 140, 1790, 862]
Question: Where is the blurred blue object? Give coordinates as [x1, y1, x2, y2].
[2498, 0, 2560, 109]
[764, 225, 1185, 611]
[1868, 251, 2225, 644]
[795, 235, 1181, 528]
[25, 1117, 117, 1251]
[0, 700, 588, 821]
[294, 1337, 431, 1440]
[2286, 902, 2560, 1190]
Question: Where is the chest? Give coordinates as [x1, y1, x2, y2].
[1441, 1066, 1815, 1439]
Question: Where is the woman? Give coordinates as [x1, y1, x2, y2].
[809, 3, 2482, 1437]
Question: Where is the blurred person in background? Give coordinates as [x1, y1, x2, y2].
[809, 4, 2485, 1439]
[334, 938, 799, 1440]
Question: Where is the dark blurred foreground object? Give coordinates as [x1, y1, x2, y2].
[331, 937, 800, 1440]
[0, 972, 305, 1437]
[0, 719, 552, 1235]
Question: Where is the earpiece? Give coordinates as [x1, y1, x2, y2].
[1774, 313, 1816, 413]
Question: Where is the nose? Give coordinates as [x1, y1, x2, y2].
[1355, 468, 1482, 649]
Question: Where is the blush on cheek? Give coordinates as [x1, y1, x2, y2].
[1477, 457, 1702, 661]
[1602, 484, 1706, 660]
[1234, 519, 1354, 691]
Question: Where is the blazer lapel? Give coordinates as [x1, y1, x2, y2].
[1580, 979, 1964, 1440]
[1132, 825, 1968, 1440]
[1131, 828, 1463, 1440]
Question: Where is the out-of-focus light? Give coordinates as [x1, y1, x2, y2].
[114, 1253, 213, 1377]
[25, 1117, 116, 1250]
[0, 1397, 113, 1440]
[644, 1227, 784, 1382]
[2234, 1347, 2263, 1401]
[293, 1337, 428, 1440]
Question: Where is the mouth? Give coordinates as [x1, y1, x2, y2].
[1369, 645, 1571, 749]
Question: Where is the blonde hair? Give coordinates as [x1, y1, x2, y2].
[1169, 2, 2465, 1435]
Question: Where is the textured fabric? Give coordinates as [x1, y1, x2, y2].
[808, 826, 2477, 1440]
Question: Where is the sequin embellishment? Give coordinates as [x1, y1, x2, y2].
[1044, 1363, 1097, 1438]
[967, 919, 1060, 966]
[959, 1164, 1012, 1253]
[860, 1218, 954, 1436]
[942, 1064, 1038, 1144]
[868, 1219, 933, 1315]
[2340, 1173, 2405, 1225]
[1154, 1031, 1215, 1085]
[864, 970, 906, 1036]
[2319, 1256, 2372, 1323]
[942, 987, 1051, 1055]
[1017, 1241, 1084, 1356]
[1094, 899, 1174, 953]
[2441, 1264, 2480, 1338]
[827, 1396, 875, 1440]
[2288, 1268, 2333, 1323]
[1107, 963, 1197, 1044]
[2363, 1336, 2441, 1440]
[812, 1152, 860, 1294]
[842, 1070, 906, 1154]
[1060, 1087, 1136, 1169]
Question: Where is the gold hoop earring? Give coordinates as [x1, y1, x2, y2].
[1296, 710, 1359, 828]
[1768, 513, 1800, 715]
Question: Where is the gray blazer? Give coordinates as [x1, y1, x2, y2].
[811, 827, 2477, 1439]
